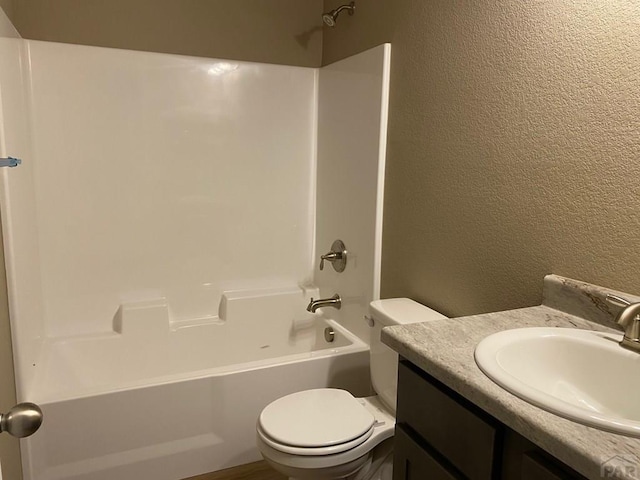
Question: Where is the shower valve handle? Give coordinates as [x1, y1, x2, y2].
[319, 240, 347, 273]
[0, 402, 43, 438]
[320, 252, 341, 270]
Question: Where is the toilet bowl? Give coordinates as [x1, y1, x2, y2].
[257, 391, 394, 479]
[256, 298, 446, 479]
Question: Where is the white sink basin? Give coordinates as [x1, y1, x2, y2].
[474, 327, 640, 437]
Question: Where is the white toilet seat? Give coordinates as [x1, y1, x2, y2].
[257, 393, 396, 472]
[257, 422, 374, 456]
[258, 389, 375, 449]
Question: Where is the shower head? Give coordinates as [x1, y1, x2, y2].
[322, 13, 336, 27]
[322, 2, 355, 28]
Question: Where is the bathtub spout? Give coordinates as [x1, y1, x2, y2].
[307, 294, 341, 313]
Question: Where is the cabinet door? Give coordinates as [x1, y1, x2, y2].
[501, 428, 586, 480]
[393, 426, 462, 480]
[521, 452, 584, 480]
[397, 361, 499, 480]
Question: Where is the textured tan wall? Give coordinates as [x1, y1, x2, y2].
[9, 0, 324, 66]
[323, 1, 640, 316]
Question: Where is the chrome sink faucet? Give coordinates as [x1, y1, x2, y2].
[606, 294, 640, 353]
[307, 294, 342, 313]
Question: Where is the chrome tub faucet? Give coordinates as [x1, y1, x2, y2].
[307, 294, 342, 313]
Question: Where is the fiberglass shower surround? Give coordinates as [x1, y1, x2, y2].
[0, 38, 390, 480]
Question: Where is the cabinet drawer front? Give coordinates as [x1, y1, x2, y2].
[393, 426, 462, 480]
[397, 361, 498, 480]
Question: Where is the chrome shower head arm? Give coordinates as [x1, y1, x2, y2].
[331, 2, 355, 17]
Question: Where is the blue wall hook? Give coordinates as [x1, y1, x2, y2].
[0, 157, 21, 168]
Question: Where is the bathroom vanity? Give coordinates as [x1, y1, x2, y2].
[394, 359, 584, 479]
[382, 275, 640, 480]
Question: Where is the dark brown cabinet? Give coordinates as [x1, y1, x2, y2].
[394, 360, 586, 480]
[394, 426, 462, 480]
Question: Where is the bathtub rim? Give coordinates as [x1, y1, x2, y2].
[29, 318, 369, 404]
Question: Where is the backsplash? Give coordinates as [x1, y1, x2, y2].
[543, 274, 640, 330]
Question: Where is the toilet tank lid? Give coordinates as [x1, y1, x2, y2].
[369, 298, 446, 326]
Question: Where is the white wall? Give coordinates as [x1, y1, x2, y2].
[0, 37, 46, 408]
[315, 44, 391, 343]
[3, 41, 318, 397]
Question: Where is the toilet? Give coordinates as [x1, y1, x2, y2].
[256, 298, 447, 479]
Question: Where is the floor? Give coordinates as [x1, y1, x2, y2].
[185, 460, 286, 480]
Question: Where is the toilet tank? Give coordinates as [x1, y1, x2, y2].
[368, 298, 446, 413]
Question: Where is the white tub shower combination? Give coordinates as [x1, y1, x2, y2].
[0, 39, 390, 480]
[27, 288, 371, 480]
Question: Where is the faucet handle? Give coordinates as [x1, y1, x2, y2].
[605, 294, 640, 353]
[318, 240, 347, 273]
[607, 294, 640, 331]
[320, 252, 341, 271]
[606, 294, 632, 308]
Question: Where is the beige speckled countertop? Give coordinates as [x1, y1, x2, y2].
[381, 275, 640, 480]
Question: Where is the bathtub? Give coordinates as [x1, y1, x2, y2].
[22, 289, 371, 480]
